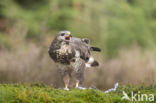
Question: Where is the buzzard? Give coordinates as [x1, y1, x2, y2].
[48, 31, 101, 90]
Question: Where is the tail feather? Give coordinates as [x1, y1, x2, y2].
[91, 47, 101, 52]
[91, 61, 99, 67]
[85, 57, 99, 68]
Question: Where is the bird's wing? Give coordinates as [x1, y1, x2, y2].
[69, 37, 91, 62]
[71, 37, 101, 52]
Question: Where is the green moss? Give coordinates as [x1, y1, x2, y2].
[0, 84, 155, 103]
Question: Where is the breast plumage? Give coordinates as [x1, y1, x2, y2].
[49, 41, 75, 64]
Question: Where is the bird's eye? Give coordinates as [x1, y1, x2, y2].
[61, 33, 65, 36]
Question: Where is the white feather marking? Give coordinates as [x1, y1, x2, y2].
[57, 44, 72, 54]
[71, 50, 81, 72]
[104, 83, 119, 93]
[75, 50, 80, 57]
[85, 63, 91, 68]
[87, 57, 94, 64]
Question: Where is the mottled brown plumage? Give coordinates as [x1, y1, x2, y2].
[48, 31, 101, 90]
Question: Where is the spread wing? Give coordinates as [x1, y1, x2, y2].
[69, 37, 101, 62]
[70, 37, 91, 62]
[48, 35, 101, 67]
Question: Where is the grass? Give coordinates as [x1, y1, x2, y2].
[0, 84, 155, 103]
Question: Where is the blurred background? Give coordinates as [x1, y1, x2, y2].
[0, 0, 156, 89]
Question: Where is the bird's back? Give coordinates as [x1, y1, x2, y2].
[69, 37, 91, 62]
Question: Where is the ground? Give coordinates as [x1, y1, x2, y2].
[0, 84, 155, 103]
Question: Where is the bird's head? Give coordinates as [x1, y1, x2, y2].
[57, 31, 72, 41]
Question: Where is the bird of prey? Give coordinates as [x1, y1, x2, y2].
[48, 31, 101, 90]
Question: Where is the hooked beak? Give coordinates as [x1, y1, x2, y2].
[65, 34, 72, 40]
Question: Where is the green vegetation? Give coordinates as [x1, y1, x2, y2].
[0, 1, 156, 102]
[0, 0, 156, 58]
[0, 84, 155, 103]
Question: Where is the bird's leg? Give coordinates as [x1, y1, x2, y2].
[63, 74, 70, 90]
[75, 79, 86, 90]
[75, 80, 79, 88]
